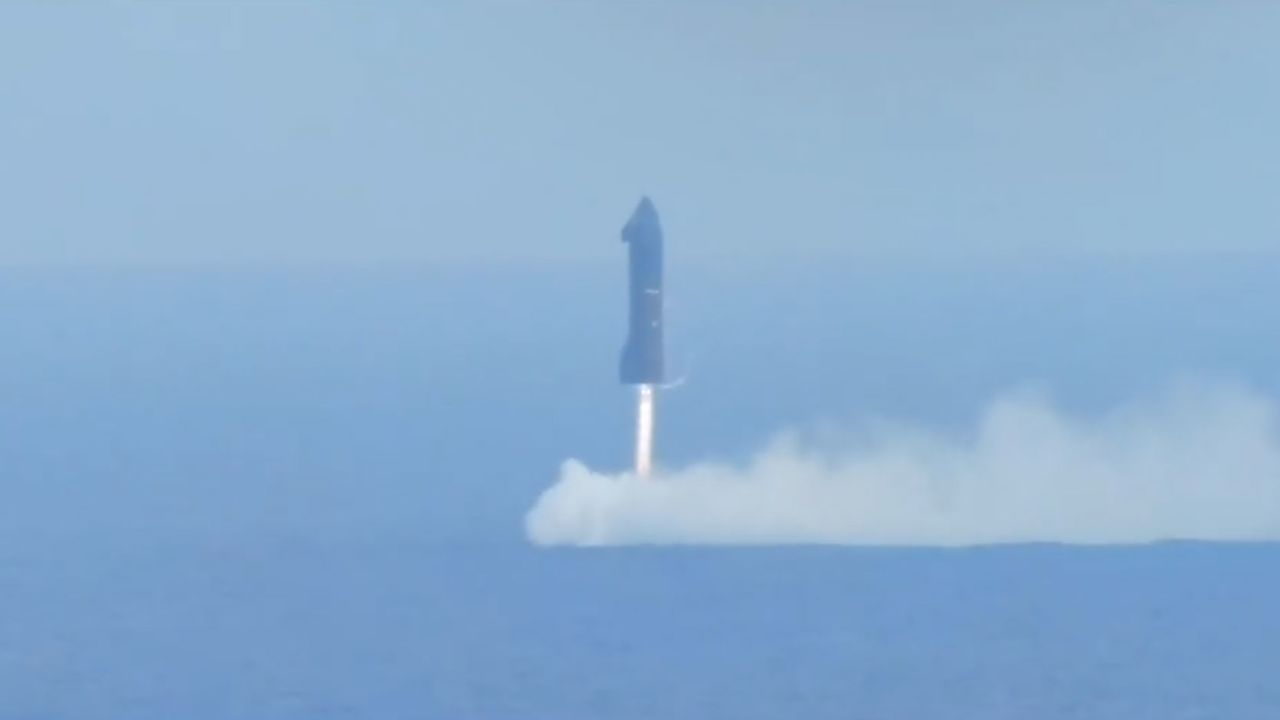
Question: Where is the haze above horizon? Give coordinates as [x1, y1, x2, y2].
[3, 3, 1280, 267]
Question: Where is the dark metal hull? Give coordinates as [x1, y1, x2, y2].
[619, 197, 664, 385]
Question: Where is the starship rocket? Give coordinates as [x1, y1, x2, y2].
[619, 197, 664, 476]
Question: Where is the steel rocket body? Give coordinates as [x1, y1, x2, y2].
[619, 197, 664, 385]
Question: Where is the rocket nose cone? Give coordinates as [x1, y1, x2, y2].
[635, 196, 657, 218]
[623, 196, 661, 241]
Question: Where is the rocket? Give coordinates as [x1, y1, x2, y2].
[620, 197, 664, 385]
[619, 197, 664, 476]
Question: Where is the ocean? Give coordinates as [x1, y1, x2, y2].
[1, 264, 1278, 718]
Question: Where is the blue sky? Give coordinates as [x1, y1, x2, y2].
[3, 3, 1280, 267]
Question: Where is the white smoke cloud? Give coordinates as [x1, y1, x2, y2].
[526, 383, 1280, 546]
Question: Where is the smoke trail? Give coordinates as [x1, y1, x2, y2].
[526, 382, 1280, 546]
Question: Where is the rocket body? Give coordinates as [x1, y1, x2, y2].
[619, 197, 665, 385]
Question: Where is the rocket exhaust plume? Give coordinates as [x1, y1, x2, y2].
[635, 384, 655, 476]
[619, 198, 665, 475]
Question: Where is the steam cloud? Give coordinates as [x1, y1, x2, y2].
[526, 383, 1280, 546]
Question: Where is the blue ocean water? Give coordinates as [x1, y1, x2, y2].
[3, 542, 1278, 719]
[2, 264, 1278, 718]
